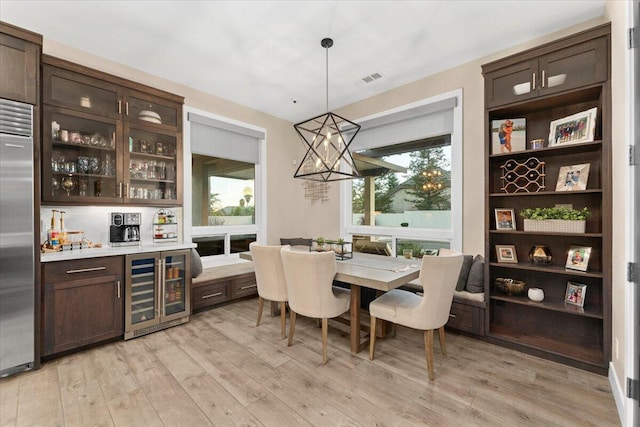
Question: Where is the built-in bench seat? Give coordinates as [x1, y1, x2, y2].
[191, 262, 257, 313]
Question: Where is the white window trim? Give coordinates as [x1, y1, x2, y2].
[183, 106, 267, 262]
[340, 88, 463, 252]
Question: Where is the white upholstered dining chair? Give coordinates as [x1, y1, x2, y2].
[280, 247, 350, 364]
[369, 250, 464, 380]
[249, 242, 290, 339]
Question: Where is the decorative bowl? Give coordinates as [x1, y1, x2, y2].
[495, 278, 526, 296]
[138, 110, 162, 124]
[528, 288, 545, 302]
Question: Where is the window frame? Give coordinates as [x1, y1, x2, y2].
[183, 106, 267, 263]
[340, 89, 463, 252]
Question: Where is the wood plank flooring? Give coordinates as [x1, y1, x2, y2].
[0, 298, 620, 426]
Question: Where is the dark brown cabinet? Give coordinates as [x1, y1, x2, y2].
[42, 55, 183, 205]
[484, 35, 607, 108]
[191, 271, 257, 313]
[0, 22, 41, 104]
[42, 256, 124, 357]
[482, 24, 611, 373]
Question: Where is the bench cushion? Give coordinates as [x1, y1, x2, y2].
[192, 262, 255, 285]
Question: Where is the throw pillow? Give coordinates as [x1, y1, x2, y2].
[455, 255, 474, 291]
[465, 255, 484, 293]
[191, 248, 203, 278]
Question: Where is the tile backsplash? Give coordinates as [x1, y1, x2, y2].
[40, 205, 183, 246]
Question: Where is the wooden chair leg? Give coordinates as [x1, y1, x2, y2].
[256, 297, 264, 326]
[322, 318, 329, 364]
[369, 316, 377, 360]
[288, 310, 296, 347]
[280, 301, 287, 339]
[424, 329, 435, 381]
[438, 326, 447, 355]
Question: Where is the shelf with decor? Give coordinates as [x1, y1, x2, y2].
[482, 23, 611, 374]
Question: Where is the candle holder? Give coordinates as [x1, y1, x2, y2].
[528, 245, 552, 264]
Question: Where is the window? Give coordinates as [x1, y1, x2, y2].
[341, 90, 462, 252]
[185, 108, 265, 261]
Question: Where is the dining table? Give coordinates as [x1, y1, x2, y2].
[239, 249, 421, 354]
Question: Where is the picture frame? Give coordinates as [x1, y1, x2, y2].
[494, 208, 516, 230]
[492, 118, 526, 154]
[548, 107, 597, 146]
[555, 163, 590, 191]
[496, 245, 518, 263]
[565, 245, 592, 272]
[565, 281, 587, 307]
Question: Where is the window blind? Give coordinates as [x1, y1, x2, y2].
[188, 112, 264, 163]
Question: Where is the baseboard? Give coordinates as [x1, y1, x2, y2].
[609, 362, 626, 426]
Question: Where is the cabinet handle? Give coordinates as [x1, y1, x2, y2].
[118, 182, 122, 198]
[541, 70, 546, 88]
[124, 183, 129, 199]
[125, 101, 129, 116]
[239, 284, 257, 290]
[449, 314, 456, 319]
[202, 292, 223, 299]
[532, 72, 536, 90]
[66, 266, 106, 274]
[117, 280, 121, 299]
[118, 100, 122, 114]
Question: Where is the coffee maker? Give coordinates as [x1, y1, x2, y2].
[109, 212, 141, 246]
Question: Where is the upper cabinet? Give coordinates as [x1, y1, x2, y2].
[42, 56, 183, 206]
[0, 21, 42, 105]
[484, 35, 607, 108]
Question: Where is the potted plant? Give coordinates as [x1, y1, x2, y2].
[315, 237, 326, 251]
[519, 207, 591, 233]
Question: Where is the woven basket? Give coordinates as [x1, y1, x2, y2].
[523, 219, 585, 233]
[495, 278, 527, 296]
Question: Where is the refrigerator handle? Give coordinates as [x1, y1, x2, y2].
[160, 258, 166, 316]
[156, 258, 162, 318]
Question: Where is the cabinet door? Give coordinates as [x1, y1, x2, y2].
[0, 33, 39, 104]
[43, 258, 123, 356]
[484, 59, 538, 108]
[43, 106, 122, 203]
[539, 37, 607, 96]
[123, 89, 181, 130]
[124, 123, 181, 205]
[125, 253, 161, 336]
[43, 66, 120, 119]
[162, 250, 190, 321]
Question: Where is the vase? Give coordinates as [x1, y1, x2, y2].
[528, 245, 552, 264]
[528, 288, 545, 302]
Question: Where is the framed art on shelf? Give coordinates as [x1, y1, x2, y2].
[565, 245, 591, 272]
[555, 163, 590, 191]
[565, 282, 587, 307]
[496, 245, 518, 263]
[491, 118, 526, 154]
[548, 107, 597, 146]
[494, 208, 516, 230]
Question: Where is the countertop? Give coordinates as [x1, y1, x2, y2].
[40, 242, 196, 263]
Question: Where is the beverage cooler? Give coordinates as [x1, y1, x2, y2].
[124, 249, 190, 339]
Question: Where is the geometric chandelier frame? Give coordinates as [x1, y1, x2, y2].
[293, 37, 361, 182]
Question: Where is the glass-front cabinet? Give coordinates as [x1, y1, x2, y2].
[42, 55, 183, 205]
[125, 250, 190, 340]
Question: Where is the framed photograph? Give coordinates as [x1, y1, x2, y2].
[555, 163, 590, 191]
[494, 208, 516, 230]
[565, 245, 592, 272]
[496, 245, 518, 263]
[565, 282, 587, 307]
[548, 107, 597, 146]
[492, 118, 526, 154]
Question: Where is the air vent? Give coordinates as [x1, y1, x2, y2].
[361, 72, 383, 83]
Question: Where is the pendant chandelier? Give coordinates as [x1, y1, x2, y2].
[293, 38, 361, 182]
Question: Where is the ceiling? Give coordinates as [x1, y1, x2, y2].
[1, 1, 606, 123]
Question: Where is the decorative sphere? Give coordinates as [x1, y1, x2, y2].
[528, 288, 545, 302]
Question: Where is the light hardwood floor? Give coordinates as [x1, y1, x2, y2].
[1, 298, 620, 426]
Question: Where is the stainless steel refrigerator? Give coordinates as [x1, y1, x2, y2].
[0, 98, 35, 377]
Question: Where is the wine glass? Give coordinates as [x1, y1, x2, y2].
[61, 175, 75, 196]
[51, 177, 59, 196]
